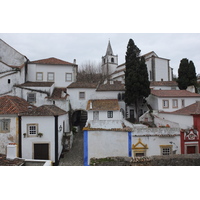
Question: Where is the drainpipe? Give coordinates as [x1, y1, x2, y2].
[54, 115, 59, 166]
[18, 116, 22, 158]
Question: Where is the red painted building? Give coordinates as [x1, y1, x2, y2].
[180, 102, 200, 154]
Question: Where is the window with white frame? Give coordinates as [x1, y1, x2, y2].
[107, 111, 113, 118]
[0, 119, 11, 133]
[160, 145, 172, 155]
[36, 72, 43, 81]
[79, 92, 85, 99]
[27, 93, 36, 103]
[47, 72, 54, 81]
[27, 124, 38, 136]
[163, 100, 169, 108]
[172, 99, 178, 108]
[65, 73, 72, 82]
[181, 99, 185, 107]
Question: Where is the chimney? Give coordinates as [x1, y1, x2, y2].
[6, 143, 17, 160]
[90, 101, 93, 110]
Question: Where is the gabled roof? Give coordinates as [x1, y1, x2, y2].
[150, 81, 178, 87]
[67, 82, 98, 89]
[29, 57, 77, 66]
[18, 81, 54, 87]
[86, 99, 120, 111]
[0, 95, 34, 115]
[97, 81, 125, 91]
[0, 60, 25, 70]
[151, 90, 200, 98]
[48, 87, 67, 100]
[170, 101, 200, 115]
[20, 105, 67, 116]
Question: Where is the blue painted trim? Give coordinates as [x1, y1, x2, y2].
[128, 131, 132, 157]
[83, 130, 89, 166]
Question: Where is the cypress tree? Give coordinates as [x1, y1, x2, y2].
[177, 58, 197, 90]
[125, 39, 150, 122]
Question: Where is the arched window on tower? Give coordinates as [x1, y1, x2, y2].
[111, 57, 114, 63]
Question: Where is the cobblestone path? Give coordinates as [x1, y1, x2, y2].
[59, 131, 84, 166]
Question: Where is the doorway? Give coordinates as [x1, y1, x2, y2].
[34, 143, 49, 160]
[187, 146, 196, 154]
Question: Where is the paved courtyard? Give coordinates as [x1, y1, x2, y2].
[59, 131, 84, 166]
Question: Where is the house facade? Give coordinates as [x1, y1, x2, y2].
[20, 105, 68, 165]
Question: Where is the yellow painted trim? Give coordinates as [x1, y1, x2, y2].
[159, 145, 173, 148]
[132, 138, 148, 149]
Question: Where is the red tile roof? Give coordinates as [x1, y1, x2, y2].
[0, 154, 24, 166]
[170, 101, 200, 115]
[48, 87, 67, 100]
[20, 105, 67, 116]
[97, 81, 125, 91]
[151, 90, 200, 98]
[0, 95, 34, 115]
[86, 99, 120, 111]
[150, 81, 178, 87]
[67, 82, 98, 88]
[19, 81, 54, 87]
[29, 57, 77, 66]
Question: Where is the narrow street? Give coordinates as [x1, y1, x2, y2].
[59, 130, 84, 166]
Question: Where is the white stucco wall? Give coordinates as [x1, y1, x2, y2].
[88, 130, 129, 162]
[27, 63, 76, 87]
[158, 113, 193, 129]
[0, 115, 18, 154]
[155, 58, 170, 81]
[21, 114, 67, 163]
[132, 128, 181, 156]
[0, 39, 26, 66]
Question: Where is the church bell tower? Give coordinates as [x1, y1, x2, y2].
[102, 40, 118, 76]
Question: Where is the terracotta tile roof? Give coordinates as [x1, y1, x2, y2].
[20, 105, 67, 116]
[48, 87, 67, 100]
[67, 82, 98, 88]
[151, 90, 200, 98]
[0, 95, 34, 115]
[170, 101, 200, 115]
[86, 99, 120, 111]
[150, 81, 178, 87]
[0, 154, 24, 166]
[29, 57, 77, 66]
[18, 81, 54, 87]
[97, 81, 125, 91]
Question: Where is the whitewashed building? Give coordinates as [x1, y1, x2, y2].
[20, 105, 69, 165]
[0, 39, 28, 96]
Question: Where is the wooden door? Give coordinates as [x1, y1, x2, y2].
[187, 146, 196, 154]
[34, 143, 49, 160]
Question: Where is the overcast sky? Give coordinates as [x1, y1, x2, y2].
[1, 33, 200, 76]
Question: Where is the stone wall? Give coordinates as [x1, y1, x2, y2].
[90, 154, 200, 166]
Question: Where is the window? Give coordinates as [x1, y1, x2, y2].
[172, 99, 178, 108]
[111, 57, 114, 63]
[107, 111, 113, 118]
[27, 93, 36, 103]
[181, 99, 185, 107]
[36, 72, 43, 81]
[66, 73, 72, 82]
[0, 119, 11, 133]
[163, 100, 169, 108]
[160, 145, 172, 155]
[8, 79, 11, 84]
[47, 72, 54, 81]
[79, 92, 85, 99]
[118, 93, 122, 101]
[27, 124, 38, 136]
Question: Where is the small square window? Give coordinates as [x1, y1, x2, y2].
[160, 145, 172, 155]
[107, 111, 113, 118]
[163, 100, 169, 108]
[36, 72, 43, 81]
[172, 99, 178, 108]
[27, 124, 38, 136]
[0, 119, 11, 133]
[79, 92, 85, 99]
[66, 73, 72, 82]
[27, 93, 36, 103]
[47, 72, 54, 81]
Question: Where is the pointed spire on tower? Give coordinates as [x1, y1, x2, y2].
[106, 40, 113, 55]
